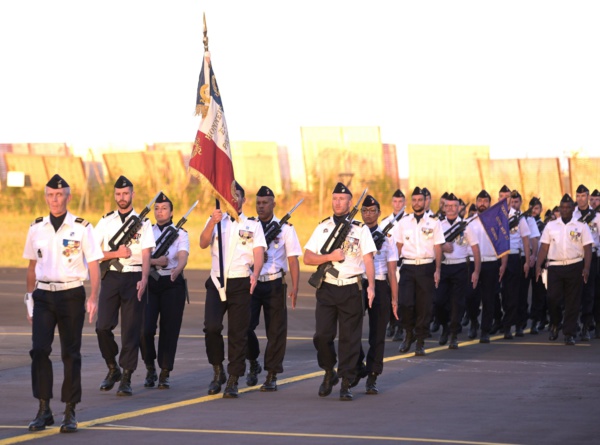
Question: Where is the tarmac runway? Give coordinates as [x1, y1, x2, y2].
[0, 267, 598, 445]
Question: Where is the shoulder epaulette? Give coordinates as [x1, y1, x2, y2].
[102, 210, 115, 218]
[430, 215, 439, 221]
[319, 217, 330, 224]
[31, 216, 43, 226]
[74, 217, 89, 227]
[351, 220, 364, 227]
[248, 216, 257, 220]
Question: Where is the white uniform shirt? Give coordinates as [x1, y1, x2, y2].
[574, 207, 600, 252]
[261, 217, 302, 275]
[441, 217, 478, 260]
[152, 224, 190, 269]
[372, 229, 399, 275]
[467, 217, 499, 260]
[23, 212, 103, 282]
[205, 213, 267, 278]
[305, 218, 377, 279]
[508, 208, 531, 252]
[392, 213, 445, 259]
[540, 217, 593, 261]
[94, 209, 156, 268]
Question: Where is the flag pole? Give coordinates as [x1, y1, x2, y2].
[203, 14, 225, 291]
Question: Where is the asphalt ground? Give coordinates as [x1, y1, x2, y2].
[0, 267, 598, 445]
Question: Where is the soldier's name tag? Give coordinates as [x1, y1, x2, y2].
[569, 230, 582, 242]
[421, 227, 433, 239]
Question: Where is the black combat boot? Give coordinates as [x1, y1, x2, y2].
[60, 403, 77, 433]
[246, 359, 262, 386]
[350, 362, 368, 388]
[157, 369, 170, 389]
[28, 399, 54, 431]
[399, 331, 415, 353]
[439, 323, 449, 345]
[414, 339, 426, 356]
[116, 369, 133, 396]
[448, 334, 459, 349]
[223, 375, 239, 398]
[144, 364, 157, 388]
[208, 364, 227, 395]
[339, 377, 353, 401]
[365, 373, 379, 395]
[318, 369, 339, 397]
[260, 372, 277, 392]
[99, 363, 122, 391]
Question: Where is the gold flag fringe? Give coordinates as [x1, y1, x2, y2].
[188, 166, 240, 221]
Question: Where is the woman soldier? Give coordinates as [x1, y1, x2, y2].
[141, 193, 190, 389]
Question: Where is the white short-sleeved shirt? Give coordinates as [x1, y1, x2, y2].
[540, 217, 593, 261]
[205, 213, 267, 277]
[441, 217, 478, 260]
[304, 217, 377, 279]
[372, 229, 399, 275]
[261, 217, 302, 275]
[574, 207, 600, 252]
[23, 211, 104, 282]
[508, 208, 531, 252]
[152, 224, 190, 269]
[467, 217, 499, 259]
[95, 209, 156, 268]
[392, 213, 445, 260]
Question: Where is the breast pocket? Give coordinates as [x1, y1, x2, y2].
[549, 230, 561, 243]
[33, 239, 49, 266]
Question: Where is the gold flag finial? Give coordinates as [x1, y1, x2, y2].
[203, 13, 209, 52]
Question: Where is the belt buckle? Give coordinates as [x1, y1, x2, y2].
[50, 283, 57, 292]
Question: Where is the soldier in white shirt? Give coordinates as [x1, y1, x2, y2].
[245, 185, 302, 392]
[94, 176, 156, 396]
[536, 194, 592, 345]
[590, 189, 600, 338]
[435, 193, 481, 349]
[200, 182, 266, 398]
[304, 182, 376, 401]
[393, 187, 445, 356]
[573, 184, 600, 340]
[23, 174, 103, 433]
[529, 197, 548, 334]
[140, 193, 190, 390]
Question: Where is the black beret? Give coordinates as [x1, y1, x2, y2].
[156, 192, 172, 204]
[256, 185, 274, 197]
[441, 192, 450, 200]
[114, 175, 133, 188]
[446, 193, 459, 201]
[458, 198, 466, 206]
[46, 174, 69, 189]
[576, 184, 589, 194]
[560, 194, 574, 204]
[421, 187, 431, 197]
[510, 190, 522, 199]
[362, 195, 379, 209]
[544, 209, 552, 218]
[529, 197, 541, 207]
[412, 187, 425, 197]
[477, 189, 491, 200]
[552, 206, 559, 212]
[234, 181, 245, 197]
[333, 182, 352, 196]
[499, 185, 511, 193]
[469, 203, 477, 212]
[392, 189, 405, 198]
[592, 189, 600, 197]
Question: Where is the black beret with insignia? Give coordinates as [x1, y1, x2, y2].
[333, 182, 352, 196]
[422, 187, 431, 197]
[499, 185, 511, 193]
[510, 190, 522, 199]
[234, 181, 245, 198]
[114, 175, 133, 189]
[46, 174, 69, 189]
[445, 193, 458, 202]
[560, 194, 574, 204]
[545, 209, 552, 218]
[392, 189, 405, 198]
[441, 192, 450, 200]
[576, 184, 589, 194]
[362, 195, 380, 209]
[592, 189, 600, 197]
[552, 206, 559, 212]
[156, 192, 172, 204]
[469, 203, 477, 212]
[477, 189, 491, 200]
[256, 185, 274, 197]
[529, 197, 541, 207]
[458, 198, 466, 206]
[412, 187, 425, 197]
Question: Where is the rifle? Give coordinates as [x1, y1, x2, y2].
[150, 200, 199, 281]
[263, 199, 304, 246]
[372, 206, 405, 250]
[443, 215, 477, 243]
[100, 191, 162, 279]
[308, 189, 368, 289]
[508, 207, 533, 230]
[578, 204, 600, 225]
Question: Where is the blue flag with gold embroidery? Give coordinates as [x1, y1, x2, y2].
[478, 198, 510, 257]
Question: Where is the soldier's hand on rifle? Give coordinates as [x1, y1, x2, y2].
[210, 209, 223, 225]
[329, 248, 345, 263]
[116, 245, 131, 259]
[442, 242, 454, 253]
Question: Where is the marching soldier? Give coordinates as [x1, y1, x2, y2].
[354, 195, 398, 394]
[381, 189, 405, 341]
[435, 193, 481, 349]
[95, 176, 155, 396]
[422, 187, 434, 216]
[304, 182, 376, 401]
[529, 197, 548, 334]
[246, 186, 302, 392]
[393, 187, 445, 356]
[591, 189, 600, 338]
[199, 182, 266, 398]
[536, 194, 593, 345]
[140, 193, 190, 389]
[24, 174, 103, 433]
[573, 184, 600, 340]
